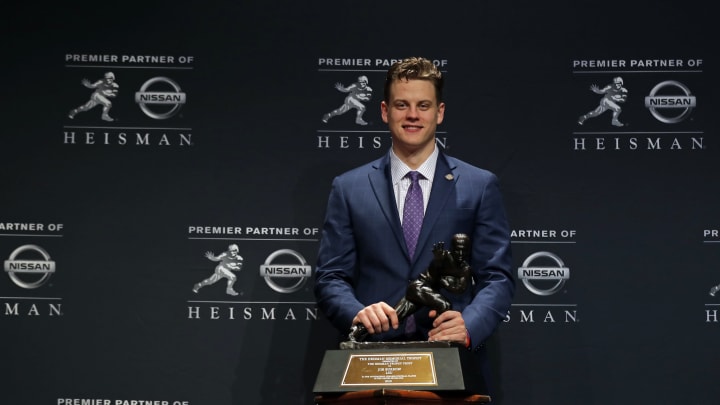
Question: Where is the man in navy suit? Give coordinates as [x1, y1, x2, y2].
[314, 57, 514, 389]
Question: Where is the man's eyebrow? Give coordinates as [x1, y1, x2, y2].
[392, 99, 433, 103]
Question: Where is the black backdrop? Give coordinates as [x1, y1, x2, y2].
[3, 1, 719, 404]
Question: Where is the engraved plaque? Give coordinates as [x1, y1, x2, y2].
[313, 344, 487, 395]
[341, 352, 437, 387]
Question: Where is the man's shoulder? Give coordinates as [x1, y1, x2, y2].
[442, 154, 496, 179]
[334, 155, 387, 180]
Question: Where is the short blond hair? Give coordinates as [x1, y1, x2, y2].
[384, 57, 443, 102]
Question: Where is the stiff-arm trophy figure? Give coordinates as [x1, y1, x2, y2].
[348, 233, 471, 342]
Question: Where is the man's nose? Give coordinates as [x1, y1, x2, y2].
[406, 106, 420, 119]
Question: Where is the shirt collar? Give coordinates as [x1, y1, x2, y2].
[390, 145, 438, 185]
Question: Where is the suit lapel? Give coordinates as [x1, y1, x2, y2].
[415, 153, 457, 262]
[368, 155, 407, 256]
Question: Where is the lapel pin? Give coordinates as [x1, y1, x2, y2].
[445, 174, 454, 181]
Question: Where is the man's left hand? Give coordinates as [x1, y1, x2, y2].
[427, 310, 467, 345]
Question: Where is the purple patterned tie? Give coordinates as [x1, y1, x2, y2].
[403, 171, 424, 259]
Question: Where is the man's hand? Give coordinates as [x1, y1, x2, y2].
[352, 302, 399, 335]
[427, 310, 467, 345]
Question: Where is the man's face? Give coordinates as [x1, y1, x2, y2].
[381, 79, 445, 153]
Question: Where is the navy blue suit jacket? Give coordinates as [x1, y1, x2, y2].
[315, 150, 514, 350]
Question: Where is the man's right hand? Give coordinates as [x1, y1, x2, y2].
[352, 302, 399, 334]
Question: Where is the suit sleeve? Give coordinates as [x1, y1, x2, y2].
[314, 176, 365, 334]
[463, 173, 515, 348]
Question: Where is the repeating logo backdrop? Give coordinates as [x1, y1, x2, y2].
[3, 1, 719, 404]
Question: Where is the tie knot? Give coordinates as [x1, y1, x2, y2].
[406, 171, 422, 183]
